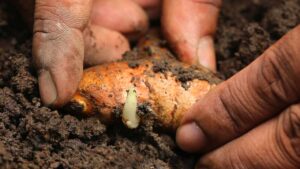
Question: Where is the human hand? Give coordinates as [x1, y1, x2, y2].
[11, 0, 220, 107]
[176, 25, 300, 168]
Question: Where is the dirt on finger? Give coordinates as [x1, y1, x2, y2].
[0, 0, 299, 168]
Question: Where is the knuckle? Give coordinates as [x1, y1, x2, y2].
[279, 104, 300, 165]
[218, 91, 241, 134]
[35, 0, 92, 30]
[217, 84, 247, 136]
[257, 27, 300, 106]
[274, 26, 300, 87]
[33, 22, 83, 69]
[34, 3, 71, 39]
[34, 19, 68, 40]
[259, 49, 296, 104]
[285, 104, 300, 152]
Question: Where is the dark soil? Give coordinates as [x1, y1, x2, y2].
[0, 0, 299, 168]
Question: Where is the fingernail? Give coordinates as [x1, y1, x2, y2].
[176, 122, 207, 153]
[197, 36, 216, 71]
[38, 70, 57, 106]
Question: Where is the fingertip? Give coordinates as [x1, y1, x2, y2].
[161, 0, 219, 70]
[32, 0, 90, 108]
[83, 25, 130, 66]
[133, 0, 161, 20]
[38, 70, 57, 106]
[176, 122, 207, 153]
[38, 68, 81, 108]
[91, 0, 149, 41]
[197, 36, 217, 71]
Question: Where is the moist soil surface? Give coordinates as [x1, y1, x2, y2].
[0, 0, 299, 168]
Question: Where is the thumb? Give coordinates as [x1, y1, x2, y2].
[161, 0, 221, 71]
[197, 103, 300, 169]
[176, 25, 300, 152]
[33, 0, 92, 107]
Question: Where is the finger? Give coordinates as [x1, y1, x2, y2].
[83, 24, 130, 66]
[132, 0, 161, 19]
[144, 6, 161, 20]
[33, 0, 92, 107]
[132, 0, 160, 7]
[176, 26, 300, 152]
[91, 0, 149, 41]
[197, 103, 300, 169]
[161, 0, 221, 71]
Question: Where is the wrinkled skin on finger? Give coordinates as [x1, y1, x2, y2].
[11, 0, 221, 107]
[12, 0, 149, 107]
[10, 0, 300, 168]
[33, 0, 93, 107]
[177, 26, 300, 168]
[197, 103, 300, 169]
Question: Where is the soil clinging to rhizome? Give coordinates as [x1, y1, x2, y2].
[0, 0, 300, 168]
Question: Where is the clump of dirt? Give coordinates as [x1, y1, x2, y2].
[216, 0, 300, 78]
[0, 0, 300, 168]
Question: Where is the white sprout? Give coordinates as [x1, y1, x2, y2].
[122, 86, 140, 129]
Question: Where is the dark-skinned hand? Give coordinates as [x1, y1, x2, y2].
[14, 0, 299, 168]
[11, 0, 220, 107]
[177, 24, 300, 169]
